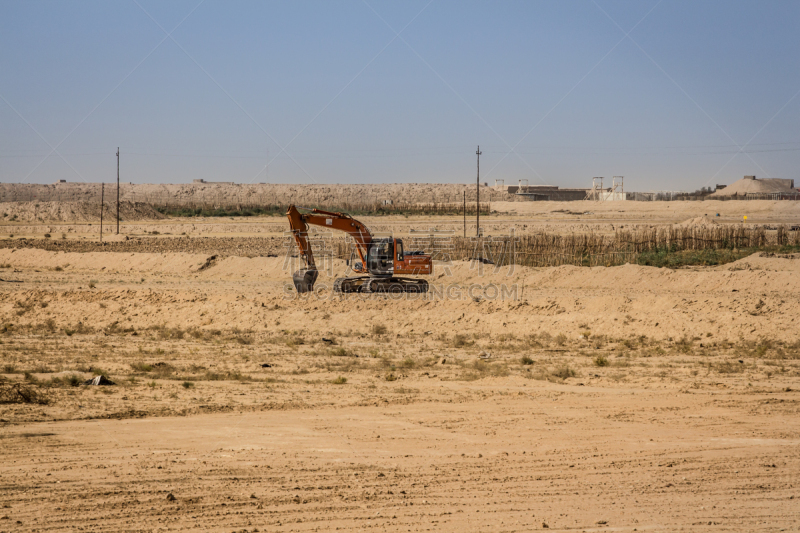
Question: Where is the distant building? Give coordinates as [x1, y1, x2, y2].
[193, 179, 236, 185]
[494, 184, 590, 201]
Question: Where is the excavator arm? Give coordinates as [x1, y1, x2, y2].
[287, 205, 372, 292]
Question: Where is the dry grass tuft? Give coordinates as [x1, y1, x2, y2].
[456, 360, 510, 381]
[714, 361, 746, 374]
[452, 334, 474, 348]
[399, 357, 416, 369]
[0, 382, 49, 405]
[329, 347, 351, 357]
[551, 365, 577, 380]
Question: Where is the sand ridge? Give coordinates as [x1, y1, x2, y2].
[0, 200, 165, 223]
[1, 248, 798, 342]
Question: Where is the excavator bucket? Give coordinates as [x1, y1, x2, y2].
[292, 268, 319, 293]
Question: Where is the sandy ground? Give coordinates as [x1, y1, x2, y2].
[1, 204, 799, 531]
[1, 389, 798, 532]
[494, 199, 800, 225]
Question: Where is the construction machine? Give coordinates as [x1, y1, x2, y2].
[286, 205, 431, 294]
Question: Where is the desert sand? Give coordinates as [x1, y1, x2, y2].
[1, 200, 799, 532]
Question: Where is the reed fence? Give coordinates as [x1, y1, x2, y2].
[329, 225, 800, 268]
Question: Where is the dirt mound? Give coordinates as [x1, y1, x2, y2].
[709, 176, 796, 197]
[0, 201, 166, 223]
[678, 215, 719, 227]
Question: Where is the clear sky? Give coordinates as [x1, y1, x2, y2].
[1, 0, 798, 190]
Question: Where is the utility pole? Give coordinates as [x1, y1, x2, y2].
[100, 183, 104, 243]
[463, 190, 466, 238]
[116, 148, 120, 234]
[476, 145, 481, 238]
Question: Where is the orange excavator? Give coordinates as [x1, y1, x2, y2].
[287, 205, 431, 294]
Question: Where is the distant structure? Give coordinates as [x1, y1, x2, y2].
[193, 179, 236, 185]
[494, 183, 592, 201]
[492, 177, 628, 201]
[585, 177, 626, 201]
[599, 176, 625, 201]
[585, 177, 604, 201]
[708, 175, 797, 198]
[611, 176, 623, 195]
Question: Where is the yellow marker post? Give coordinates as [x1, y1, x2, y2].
[743, 215, 748, 222]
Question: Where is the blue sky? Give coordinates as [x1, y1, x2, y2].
[1, 0, 798, 190]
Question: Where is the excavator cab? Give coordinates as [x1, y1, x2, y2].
[365, 238, 432, 277]
[366, 238, 394, 276]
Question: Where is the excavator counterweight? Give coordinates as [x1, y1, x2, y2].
[286, 205, 431, 294]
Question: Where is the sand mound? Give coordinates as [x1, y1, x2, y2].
[2, 248, 800, 344]
[0, 201, 166, 223]
[678, 215, 719, 227]
[710, 176, 795, 197]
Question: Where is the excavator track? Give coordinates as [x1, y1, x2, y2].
[332, 277, 366, 293]
[333, 277, 428, 294]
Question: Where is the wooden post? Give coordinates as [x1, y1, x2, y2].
[116, 148, 120, 234]
[100, 183, 104, 243]
[463, 190, 466, 238]
[476, 146, 481, 238]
